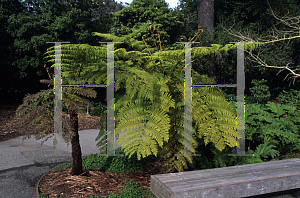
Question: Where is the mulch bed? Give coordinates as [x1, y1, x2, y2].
[38, 160, 171, 198]
[0, 103, 102, 142]
[0, 103, 23, 142]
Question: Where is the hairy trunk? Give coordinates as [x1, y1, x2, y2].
[69, 106, 83, 176]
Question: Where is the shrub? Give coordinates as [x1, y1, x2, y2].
[276, 89, 300, 106]
[224, 93, 255, 104]
[52, 147, 159, 173]
[84, 101, 106, 116]
[249, 79, 271, 104]
[62, 101, 69, 114]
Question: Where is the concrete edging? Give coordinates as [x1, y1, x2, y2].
[36, 168, 53, 198]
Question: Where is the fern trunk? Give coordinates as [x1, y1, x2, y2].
[69, 106, 83, 176]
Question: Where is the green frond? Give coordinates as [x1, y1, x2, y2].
[92, 22, 149, 51]
[219, 44, 234, 52]
[191, 87, 238, 151]
[210, 44, 223, 50]
[114, 48, 128, 58]
[244, 42, 265, 51]
[92, 32, 123, 42]
[123, 67, 161, 101]
[115, 91, 173, 158]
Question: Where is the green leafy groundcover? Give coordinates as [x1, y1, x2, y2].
[224, 92, 300, 162]
[244, 102, 300, 157]
[38, 147, 158, 198]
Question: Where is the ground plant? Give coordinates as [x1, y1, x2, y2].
[249, 79, 271, 104]
[276, 89, 300, 108]
[194, 97, 300, 169]
[38, 147, 158, 198]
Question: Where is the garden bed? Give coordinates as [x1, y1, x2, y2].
[37, 159, 172, 198]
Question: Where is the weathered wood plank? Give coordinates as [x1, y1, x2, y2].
[150, 158, 300, 198]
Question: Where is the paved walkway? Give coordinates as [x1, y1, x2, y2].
[0, 129, 120, 198]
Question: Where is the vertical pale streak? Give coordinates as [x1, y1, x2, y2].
[98, 42, 122, 157]
[237, 42, 245, 155]
[175, 42, 201, 157]
[184, 42, 193, 156]
[229, 42, 252, 156]
[54, 44, 62, 137]
[48, 42, 69, 138]
[107, 43, 115, 156]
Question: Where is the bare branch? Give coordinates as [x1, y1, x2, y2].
[219, 0, 300, 85]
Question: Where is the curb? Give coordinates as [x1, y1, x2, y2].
[36, 168, 53, 198]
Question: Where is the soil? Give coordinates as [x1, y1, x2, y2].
[38, 160, 171, 198]
[0, 103, 24, 142]
[0, 102, 103, 142]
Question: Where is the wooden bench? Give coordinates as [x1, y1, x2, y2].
[150, 158, 300, 198]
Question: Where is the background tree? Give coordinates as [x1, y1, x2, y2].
[197, 0, 216, 79]
[214, 0, 300, 97]
[0, 0, 27, 104]
[107, 0, 187, 51]
[221, 0, 300, 87]
[89, 0, 128, 34]
[198, 0, 214, 36]
[1, 0, 126, 104]
[174, 0, 300, 99]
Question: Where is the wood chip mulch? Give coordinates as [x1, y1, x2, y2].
[0, 103, 102, 142]
[0, 103, 24, 142]
[38, 160, 171, 198]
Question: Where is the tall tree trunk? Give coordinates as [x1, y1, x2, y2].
[198, 0, 214, 38]
[198, 0, 216, 80]
[69, 106, 83, 176]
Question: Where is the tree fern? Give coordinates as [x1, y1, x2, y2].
[15, 84, 96, 145]
[15, 46, 100, 175]
[49, 23, 265, 173]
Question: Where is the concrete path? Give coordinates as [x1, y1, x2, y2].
[0, 129, 122, 198]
